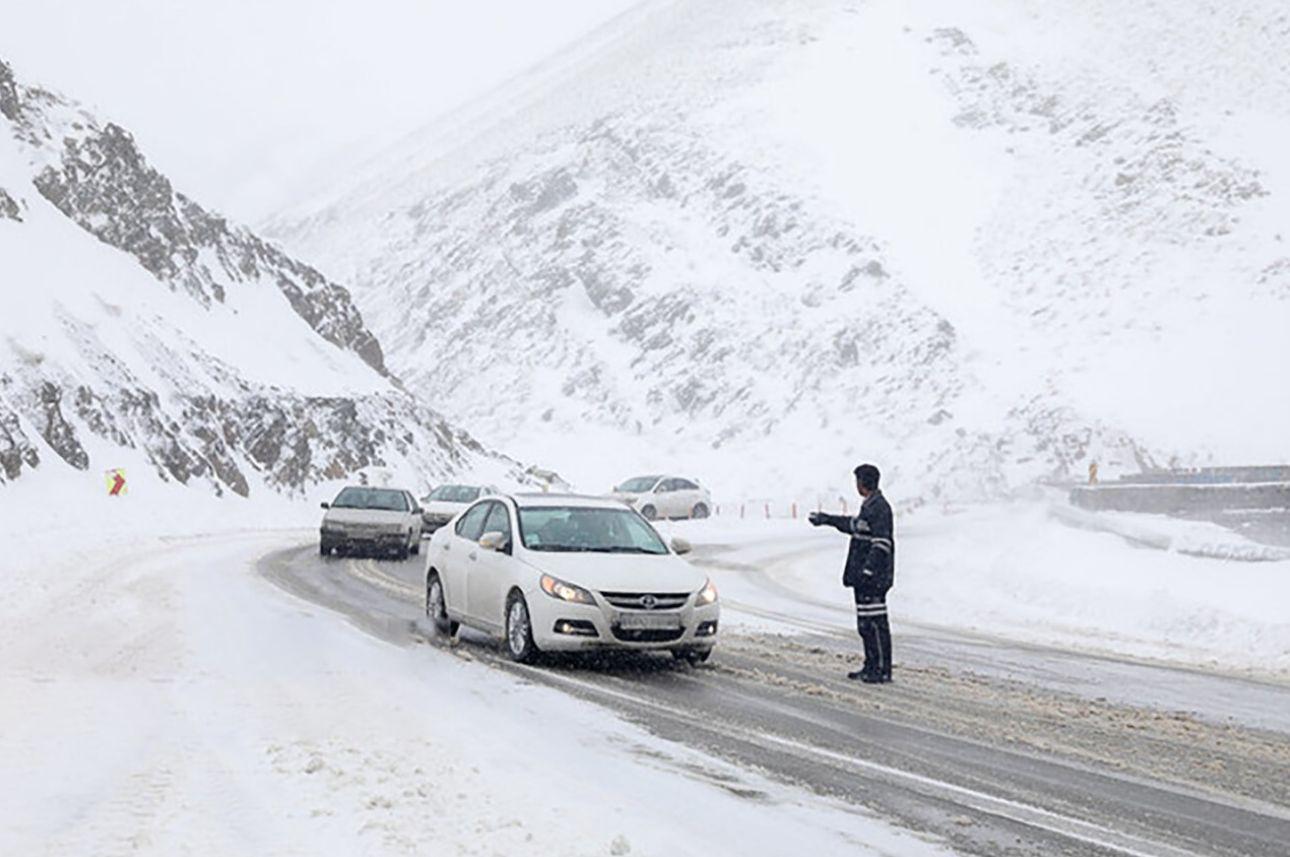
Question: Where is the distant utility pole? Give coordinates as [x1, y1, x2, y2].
[1088, 461, 1099, 485]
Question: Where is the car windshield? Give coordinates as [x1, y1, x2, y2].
[332, 487, 408, 511]
[518, 506, 669, 554]
[427, 485, 482, 503]
[616, 476, 661, 493]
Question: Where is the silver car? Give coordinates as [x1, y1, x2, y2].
[320, 486, 423, 559]
[419, 484, 498, 533]
[611, 475, 712, 521]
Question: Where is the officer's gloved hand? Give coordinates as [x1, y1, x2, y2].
[808, 511, 825, 526]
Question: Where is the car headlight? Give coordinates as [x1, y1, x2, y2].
[696, 578, 718, 606]
[540, 574, 596, 605]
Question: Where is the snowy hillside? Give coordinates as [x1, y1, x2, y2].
[271, 0, 1290, 501]
[0, 58, 524, 498]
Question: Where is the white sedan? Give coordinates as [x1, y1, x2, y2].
[423, 494, 719, 663]
[419, 483, 498, 532]
[611, 475, 712, 520]
[319, 486, 423, 559]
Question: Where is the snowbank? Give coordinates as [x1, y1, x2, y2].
[670, 501, 1290, 678]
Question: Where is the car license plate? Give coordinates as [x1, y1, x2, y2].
[617, 612, 681, 631]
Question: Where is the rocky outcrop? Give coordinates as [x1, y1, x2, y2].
[0, 60, 19, 122]
[0, 396, 40, 482]
[0, 187, 20, 221]
[0, 58, 525, 496]
[2, 58, 385, 375]
[0, 327, 519, 495]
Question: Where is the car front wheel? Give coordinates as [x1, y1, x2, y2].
[425, 574, 458, 637]
[691, 503, 709, 519]
[505, 592, 538, 663]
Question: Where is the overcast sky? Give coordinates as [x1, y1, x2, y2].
[1, 0, 641, 223]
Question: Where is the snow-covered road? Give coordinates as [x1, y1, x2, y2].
[5, 523, 1290, 857]
[0, 530, 946, 857]
[260, 536, 1290, 857]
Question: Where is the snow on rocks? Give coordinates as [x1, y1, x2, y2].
[0, 57, 525, 497]
[270, 0, 1290, 502]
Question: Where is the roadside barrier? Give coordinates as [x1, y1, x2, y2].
[710, 496, 856, 520]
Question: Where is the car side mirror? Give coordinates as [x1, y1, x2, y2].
[479, 531, 509, 553]
[671, 537, 692, 555]
[320, 502, 330, 509]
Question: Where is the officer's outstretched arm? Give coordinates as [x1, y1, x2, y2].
[809, 511, 853, 534]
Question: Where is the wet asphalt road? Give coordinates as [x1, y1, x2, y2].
[259, 541, 1290, 857]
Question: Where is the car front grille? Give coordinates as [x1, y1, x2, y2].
[610, 627, 686, 643]
[341, 524, 400, 539]
[600, 591, 690, 610]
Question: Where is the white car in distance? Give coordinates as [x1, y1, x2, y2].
[611, 475, 712, 520]
[419, 484, 498, 533]
[320, 486, 423, 559]
[424, 494, 719, 664]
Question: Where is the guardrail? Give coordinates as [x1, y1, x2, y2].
[1070, 482, 1290, 515]
[710, 497, 856, 520]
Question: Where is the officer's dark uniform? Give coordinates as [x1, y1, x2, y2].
[812, 490, 894, 681]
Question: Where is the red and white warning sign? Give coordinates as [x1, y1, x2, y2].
[105, 468, 128, 497]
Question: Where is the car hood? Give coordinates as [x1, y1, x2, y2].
[519, 550, 706, 594]
[423, 500, 469, 516]
[324, 508, 407, 526]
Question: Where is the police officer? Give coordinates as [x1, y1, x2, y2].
[808, 464, 894, 683]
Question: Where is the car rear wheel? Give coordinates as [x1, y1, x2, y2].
[691, 503, 709, 519]
[640, 504, 658, 521]
[319, 542, 331, 557]
[410, 536, 420, 556]
[505, 593, 538, 663]
[425, 574, 458, 637]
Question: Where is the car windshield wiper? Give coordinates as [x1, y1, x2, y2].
[588, 546, 666, 554]
[527, 545, 597, 552]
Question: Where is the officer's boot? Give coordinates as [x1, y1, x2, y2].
[854, 618, 881, 682]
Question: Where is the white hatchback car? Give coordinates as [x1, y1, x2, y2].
[424, 494, 719, 663]
[611, 475, 712, 520]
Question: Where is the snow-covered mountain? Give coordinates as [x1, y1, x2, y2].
[0, 58, 525, 498]
[273, 0, 1290, 502]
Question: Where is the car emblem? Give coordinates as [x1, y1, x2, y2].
[640, 594, 658, 610]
